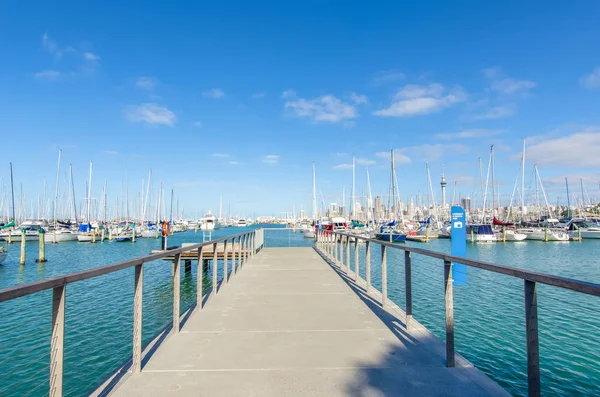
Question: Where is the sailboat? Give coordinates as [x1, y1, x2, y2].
[375, 149, 407, 242]
[77, 162, 102, 242]
[304, 163, 317, 239]
[46, 151, 77, 243]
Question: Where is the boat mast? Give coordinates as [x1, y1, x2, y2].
[86, 162, 92, 223]
[566, 178, 571, 219]
[491, 145, 496, 222]
[53, 149, 61, 229]
[390, 149, 397, 221]
[351, 155, 356, 219]
[9, 163, 15, 222]
[144, 169, 152, 222]
[521, 139, 526, 219]
[170, 189, 174, 225]
[312, 163, 317, 220]
[366, 167, 373, 223]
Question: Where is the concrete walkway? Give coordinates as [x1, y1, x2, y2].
[110, 248, 509, 396]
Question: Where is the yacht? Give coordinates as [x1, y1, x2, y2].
[0, 246, 7, 264]
[236, 219, 248, 227]
[200, 211, 218, 231]
[0, 221, 45, 242]
[45, 228, 78, 243]
[466, 224, 497, 243]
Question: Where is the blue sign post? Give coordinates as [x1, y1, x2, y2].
[451, 206, 467, 286]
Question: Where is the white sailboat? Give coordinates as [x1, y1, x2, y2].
[304, 163, 317, 239]
[77, 162, 101, 242]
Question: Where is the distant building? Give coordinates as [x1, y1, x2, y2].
[461, 197, 471, 212]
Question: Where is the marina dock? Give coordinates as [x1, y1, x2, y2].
[104, 247, 508, 397]
[1, 228, 600, 396]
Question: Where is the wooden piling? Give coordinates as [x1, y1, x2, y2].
[36, 229, 47, 263]
[20, 229, 25, 265]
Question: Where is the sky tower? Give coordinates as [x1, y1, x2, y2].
[441, 166, 447, 207]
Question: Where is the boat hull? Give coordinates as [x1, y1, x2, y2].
[141, 230, 159, 238]
[0, 233, 39, 242]
[44, 232, 78, 243]
[303, 230, 315, 239]
[518, 229, 569, 241]
[375, 232, 407, 242]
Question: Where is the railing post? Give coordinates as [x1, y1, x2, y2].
[525, 280, 541, 397]
[173, 253, 181, 333]
[405, 251, 413, 331]
[50, 285, 65, 397]
[365, 241, 371, 293]
[345, 235, 350, 274]
[224, 239, 229, 283]
[333, 234, 337, 264]
[133, 263, 143, 373]
[444, 259, 455, 367]
[354, 239, 359, 281]
[381, 245, 387, 308]
[212, 243, 218, 294]
[251, 232, 255, 259]
[244, 233, 249, 263]
[232, 236, 237, 274]
[197, 245, 204, 309]
[240, 234, 244, 268]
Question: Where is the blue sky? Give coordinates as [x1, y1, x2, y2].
[1, 1, 600, 218]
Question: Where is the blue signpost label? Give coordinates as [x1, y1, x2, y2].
[451, 206, 467, 286]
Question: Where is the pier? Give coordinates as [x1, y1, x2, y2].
[0, 228, 599, 396]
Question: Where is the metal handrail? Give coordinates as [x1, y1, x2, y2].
[316, 229, 600, 397]
[0, 229, 262, 397]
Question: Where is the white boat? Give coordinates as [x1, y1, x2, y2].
[141, 228, 159, 238]
[466, 225, 497, 243]
[200, 211, 218, 231]
[0, 221, 44, 242]
[45, 228, 78, 243]
[495, 228, 527, 241]
[518, 228, 569, 242]
[303, 228, 315, 239]
[0, 246, 7, 264]
[236, 219, 248, 227]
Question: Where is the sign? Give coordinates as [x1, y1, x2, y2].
[451, 206, 467, 286]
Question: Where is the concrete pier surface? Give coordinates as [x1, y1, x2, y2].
[109, 248, 509, 396]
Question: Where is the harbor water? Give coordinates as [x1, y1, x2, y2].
[0, 226, 599, 396]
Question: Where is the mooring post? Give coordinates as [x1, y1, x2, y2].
[354, 239, 359, 281]
[50, 285, 65, 397]
[197, 246, 204, 309]
[444, 259, 455, 367]
[525, 280, 541, 397]
[20, 229, 26, 265]
[212, 242, 218, 294]
[132, 263, 143, 373]
[405, 251, 413, 331]
[37, 228, 47, 263]
[365, 241, 371, 293]
[381, 245, 387, 308]
[223, 239, 229, 283]
[173, 253, 181, 333]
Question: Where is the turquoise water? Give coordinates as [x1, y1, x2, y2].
[0, 227, 599, 396]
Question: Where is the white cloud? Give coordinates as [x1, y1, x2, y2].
[262, 155, 279, 165]
[83, 52, 100, 61]
[103, 150, 118, 156]
[483, 67, 536, 95]
[333, 164, 353, 170]
[125, 103, 177, 126]
[211, 153, 230, 158]
[356, 158, 375, 165]
[194, 121, 202, 127]
[285, 94, 358, 123]
[350, 93, 368, 104]
[335, 152, 348, 157]
[373, 83, 465, 117]
[580, 67, 600, 89]
[203, 88, 225, 99]
[252, 92, 266, 99]
[42, 33, 73, 58]
[281, 90, 296, 98]
[136, 77, 157, 91]
[34, 70, 60, 80]
[435, 129, 505, 140]
[469, 105, 515, 120]
[543, 173, 600, 187]
[372, 70, 406, 85]
[229, 161, 239, 165]
[522, 130, 600, 168]
[375, 151, 412, 165]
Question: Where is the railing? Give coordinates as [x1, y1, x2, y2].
[316, 230, 600, 397]
[0, 229, 263, 397]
